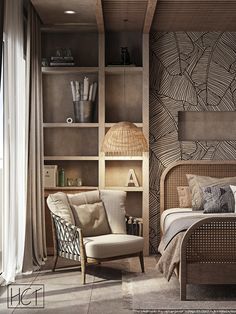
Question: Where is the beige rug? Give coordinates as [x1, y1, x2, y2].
[122, 257, 236, 314]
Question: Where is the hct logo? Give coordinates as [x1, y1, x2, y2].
[7, 284, 45, 308]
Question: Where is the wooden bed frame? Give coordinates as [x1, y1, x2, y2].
[160, 160, 236, 300]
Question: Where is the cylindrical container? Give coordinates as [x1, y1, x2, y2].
[67, 178, 74, 186]
[76, 178, 82, 187]
[58, 168, 65, 187]
[73, 100, 93, 123]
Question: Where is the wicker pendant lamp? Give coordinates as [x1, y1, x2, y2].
[101, 121, 148, 156]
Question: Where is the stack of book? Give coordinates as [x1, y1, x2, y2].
[49, 56, 75, 67]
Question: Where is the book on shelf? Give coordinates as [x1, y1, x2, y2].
[50, 62, 75, 67]
[49, 55, 75, 67]
[51, 56, 74, 61]
[44, 165, 58, 187]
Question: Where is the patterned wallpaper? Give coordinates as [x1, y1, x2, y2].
[149, 32, 236, 254]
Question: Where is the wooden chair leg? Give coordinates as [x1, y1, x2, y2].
[52, 255, 58, 272]
[139, 252, 145, 273]
[81, 257, 86, 284]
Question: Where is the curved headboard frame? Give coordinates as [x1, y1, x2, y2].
[160, 160, 236, 217]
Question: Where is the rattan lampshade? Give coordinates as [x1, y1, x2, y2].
[101, 122, 148, 156]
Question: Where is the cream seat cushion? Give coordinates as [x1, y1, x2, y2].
[84, 234, 144, 259]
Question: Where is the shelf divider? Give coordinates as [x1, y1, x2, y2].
[105, 66, 143, 74]
[44, 156, 99, 161]
[104, 186, 144, 192]
[42, 67, 99, 74]
[43, 123, 99, 128]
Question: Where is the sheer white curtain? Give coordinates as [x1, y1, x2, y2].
[2, 0, 27, 283]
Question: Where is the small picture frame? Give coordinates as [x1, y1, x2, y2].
[44, 165, 58, 187]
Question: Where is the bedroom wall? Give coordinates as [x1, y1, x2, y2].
[149, 32, 236, 254]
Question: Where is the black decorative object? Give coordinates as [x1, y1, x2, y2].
[121, 47, 131, 65]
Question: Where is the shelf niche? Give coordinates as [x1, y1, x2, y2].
[44, 160, 98, 187]
[42, 32, 98, 67]
[105, 32, 142, 67]
[43, 72, 98, 123]
[44, 128, 98, 156]
[105, 160, 142, 187]
[126, 192, 142, 218]
[105, 72, 142, 123]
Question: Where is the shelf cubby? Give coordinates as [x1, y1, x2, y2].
[105, 160, 142, 188]
[126, 192, 143, 218]
[43, 72, 98, 123]
[42, 31, 98, 67]
[44, 128, 98, 157]
[105, 32, 142, 67]
[44, 160, 98, 187]
[105, 71, 142, 123]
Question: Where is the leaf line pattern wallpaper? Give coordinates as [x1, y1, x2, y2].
[149, 32, 236, 253]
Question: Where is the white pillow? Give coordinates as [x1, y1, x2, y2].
[47, 192, 75, 225]
[230, 185, 236, 212]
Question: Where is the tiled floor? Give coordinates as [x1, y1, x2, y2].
[0, 256, 149, 314]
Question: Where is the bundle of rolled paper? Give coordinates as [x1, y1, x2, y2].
[70, 77, 97, 102]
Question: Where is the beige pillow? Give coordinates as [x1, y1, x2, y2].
[177, 186, 192, 208]
[72, 202, 110, 237]
[47, 192, 75, 225]
[100, 190, 127, 234]
[68, 190, 100, 206]
[186, 174, 236, 211]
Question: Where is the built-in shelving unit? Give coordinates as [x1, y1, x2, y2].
[42, 25, 149, 255]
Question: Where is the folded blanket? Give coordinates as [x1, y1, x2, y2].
[156, 232, 184, 281]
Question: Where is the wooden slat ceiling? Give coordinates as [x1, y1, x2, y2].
[102, 0, 148, 32]
[31, 0, 236, 32]
[31, 0, 97, 29]
[152, 1, 236, 31]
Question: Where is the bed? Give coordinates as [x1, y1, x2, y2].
[158, 160, 236, 300]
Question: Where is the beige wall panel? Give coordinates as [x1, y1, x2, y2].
[44, 128, 98, 156]
[178, 111, 236, 141]
[105, 73, 142, 123]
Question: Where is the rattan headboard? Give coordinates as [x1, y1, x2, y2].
[160, 160, 236, 216]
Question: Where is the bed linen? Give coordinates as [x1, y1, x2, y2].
[157, 208, 236, 281]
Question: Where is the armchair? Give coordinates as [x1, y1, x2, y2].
[47, 190, 144, 284]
